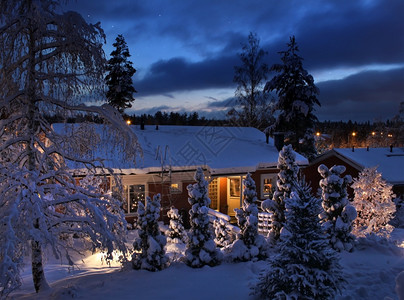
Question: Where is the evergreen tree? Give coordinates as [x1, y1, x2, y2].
[166, 206, 188, 244]
[229, 173, 267, 261]
[318, 164, 357, 252]
[232, 32, 273, 130]
[266, 36, 320, 161]
[254, 184, 345, 299]
[213, 218, 234, 248]
[105, 34, 137, 113]
[132, 194, 168, 271]
[351, 167, 396, 237]
[185, 167, 222, 267]
[261, 145, 299, 242]
[0, 1, 139, 295]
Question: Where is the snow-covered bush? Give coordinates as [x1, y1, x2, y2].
[213, 218, 234, 248]
[166, 206, 188, 244]
[228, 173, 267, 261]
[318, 164, 357, 252]
[352, 167, 396, 237]
[132, 194, 168, 271]
[185, 168, 222, 268]
[261, 145, 298, 242]
[254, 184, 345, 299]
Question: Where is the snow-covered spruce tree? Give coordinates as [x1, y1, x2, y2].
[185, 167, 222, 267]
[132, 194, 168, 271]
[254, 184, 345, 299]
[229, 173, 267, 261]
[0, 1, 140, 296]
[213, 218, 234, 248]
[232, 32, 272, 130]
[318, 164, 357, 252]
[166, 206, 188, 244]
[265, 36, 320, 161]
[351, 167, 396, 237]
[261, 145, 299, 242]
[105, 34, 137, 113]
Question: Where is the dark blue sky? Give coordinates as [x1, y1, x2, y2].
[69, 0, 404, 122]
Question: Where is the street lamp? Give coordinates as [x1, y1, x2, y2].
[126, 120, 131, 125]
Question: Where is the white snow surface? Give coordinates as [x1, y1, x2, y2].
[52, 124, 308, 175]
[335, 147, 404, 184]
[9, 229, 404, 300]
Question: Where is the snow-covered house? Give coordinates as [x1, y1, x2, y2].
[54, 124, 308, 222]
[303, 147, 404, 200]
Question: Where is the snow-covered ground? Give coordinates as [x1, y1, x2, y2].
[9, 229, 404, 300]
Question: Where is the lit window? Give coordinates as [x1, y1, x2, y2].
[170, 183, 182, 193]
[261, 174, 277, 199]
[229, 177, 241, 197]
[123, 184, 145, 214]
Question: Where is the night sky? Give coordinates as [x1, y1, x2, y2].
[68, 0, 404, 122]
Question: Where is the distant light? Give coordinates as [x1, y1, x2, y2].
[388, 133, 393, 138]
[316, 132, 320, 136]
[126, 120, 131, 125]
[352, 132, 356, 137]
[371, 131, 376, 136]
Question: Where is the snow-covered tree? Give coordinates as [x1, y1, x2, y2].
[229, 173, 267, 261]
[132, 194, 168, 271]
[213, 218, 234, 248]
[318, 164, 357, 252]
[185, 167, 222, 268]
[0, 1, 140, 296]
[265, 36, 320, 161]
[166, 206, 188, 244]
[105, 34, 137, 113]
[232, 32, 272, 130]
[351, 167, 396, 237]
[261, 145, 299, 242]
[254, 184, 345, 299]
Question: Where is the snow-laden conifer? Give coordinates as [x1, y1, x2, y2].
[132, 194, 168, 271]
[213, 218, 234, 248]
[185, 168, 222, 267]
[105, 34, 137, 113]
[261, 145, 298, 242]
[265, 36, 320, 161]
[0, 1, 140, 295]
[352, 167, 396, 237]
[228, 173, 267, 261]
[254, 184, 345, 299]
[166, 206, 188, 244]
[318, 164, 357, 252]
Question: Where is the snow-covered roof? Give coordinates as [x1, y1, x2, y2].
[333, 147, 404, 184]
[53, 124, 308, 175]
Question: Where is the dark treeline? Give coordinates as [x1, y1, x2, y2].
[46, 110, 403, 149]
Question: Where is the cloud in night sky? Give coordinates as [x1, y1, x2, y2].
[68, 0, 404, 122]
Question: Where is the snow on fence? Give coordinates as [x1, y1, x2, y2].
[208, 208, 240, 234]
[258, 212, 272, 236]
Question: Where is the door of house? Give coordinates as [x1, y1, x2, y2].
[227, 176, 243, 216]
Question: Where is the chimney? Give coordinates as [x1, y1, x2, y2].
[265, 131, 269, 144]
[273, 132, 284, 151]
[390, 144, 393, 152]
[140, 118, 145, 130]
[352, 146, 354, 152]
